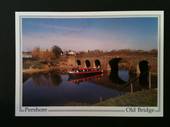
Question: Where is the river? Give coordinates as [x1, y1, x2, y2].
[23, 70, 129, 106]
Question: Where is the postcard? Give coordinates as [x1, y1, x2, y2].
[15, 11, 164, 116]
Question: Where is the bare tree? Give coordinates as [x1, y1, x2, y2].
[32, 47, 40, 59]
[51, 45, 63, 58]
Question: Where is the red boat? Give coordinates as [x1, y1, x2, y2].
[68, 67, 103, 79]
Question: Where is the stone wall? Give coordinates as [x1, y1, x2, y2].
[64, 53, 157, 73]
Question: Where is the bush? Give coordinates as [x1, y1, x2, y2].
[23, 60, 44, 69]
[32, 61, 44, 69]
[23, 62, 31, 69]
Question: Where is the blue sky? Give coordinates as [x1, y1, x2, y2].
[22, 17, 158, 51]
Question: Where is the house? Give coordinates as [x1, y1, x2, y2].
[23, 52, 32, 59]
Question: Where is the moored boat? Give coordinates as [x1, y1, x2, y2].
[68, 67, 103, 79]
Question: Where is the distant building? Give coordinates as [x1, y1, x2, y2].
[67, 50, 76, 55]
[23, 52, 32, 59]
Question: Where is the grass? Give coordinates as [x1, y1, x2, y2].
[62, 89, 157, 106]
[95, 89, 157, 106]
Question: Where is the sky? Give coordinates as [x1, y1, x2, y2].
[22, 17, 158, 51]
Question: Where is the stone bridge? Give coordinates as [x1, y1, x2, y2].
[66, 53, 157, 75]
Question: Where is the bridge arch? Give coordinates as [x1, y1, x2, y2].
[138, 60, 149, 85]
[109, 57, 130, 83]
[76, 60, 81, 66]
[95, 59, 101, 68]
[139, 60, 149, 73]
[85, 60, 91, 68]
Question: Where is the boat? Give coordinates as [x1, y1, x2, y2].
[68, 67, 103, 79]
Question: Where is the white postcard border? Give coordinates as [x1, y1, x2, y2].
[15, 11, 164, 117]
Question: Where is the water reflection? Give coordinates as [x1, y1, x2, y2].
[23, 73, 31, 82]
[31, 72, 62, 87]
[109, 58, 127, 84]
[68, 74, 103, 84]
[23, 72, 125, 106]
[109, 71, 127, 84]
[50, 72, 62, 86]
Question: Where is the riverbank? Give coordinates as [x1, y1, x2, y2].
[64, 89, 157, 106]
[23, 65, 71, 75]
[95, 89, 157, 106]
[23, 66, 69, 82]
[23, 67, 49, 74]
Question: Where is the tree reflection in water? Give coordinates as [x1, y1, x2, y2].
[49, 72, 62, 86]
[31, 72, 62, 87]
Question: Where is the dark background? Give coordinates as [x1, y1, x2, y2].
[0, 0, 169, 125]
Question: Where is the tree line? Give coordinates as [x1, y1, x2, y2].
[32, 45, 63, 61]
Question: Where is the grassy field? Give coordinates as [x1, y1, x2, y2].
[63, 89, 157, 106]
[95, 89, 157, 106]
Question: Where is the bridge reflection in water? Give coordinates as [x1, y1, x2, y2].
[23, 67, 155, 106]
[31, 73, 62, 86]
[68, 74, 103, 84]
[68, 70, 129, 85]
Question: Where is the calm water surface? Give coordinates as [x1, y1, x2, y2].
[23, 70, 129, 106]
